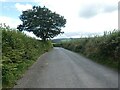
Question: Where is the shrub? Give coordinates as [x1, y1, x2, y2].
[2, 26, 53, 88]
[58, 30, 120, 69]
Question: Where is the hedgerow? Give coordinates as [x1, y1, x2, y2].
[2, 26, 53, 88]
[59, 30, 120, 69]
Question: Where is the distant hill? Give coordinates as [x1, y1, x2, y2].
[52, 38, 71, 43]
[52, 38, 89, 43]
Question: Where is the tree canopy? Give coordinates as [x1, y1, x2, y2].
[17, 6, 66, 41]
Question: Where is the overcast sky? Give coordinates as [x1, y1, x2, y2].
[0, 0, 119, 38]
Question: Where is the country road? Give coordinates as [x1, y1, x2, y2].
[14, 47, 118, 88]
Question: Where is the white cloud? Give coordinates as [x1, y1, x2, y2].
[0, 16, 21, 28]
[1, 0, 33, 2]
[79, 2, 118, 18]
[0, 16, 40, 38]
[23, 31, 41, 39]
[1, 0, 118, 39]
[33, 0, 118, 38]
[0, 0, 6, 1]
[80, 4, 117, 18]
[15, 3, 32, 12]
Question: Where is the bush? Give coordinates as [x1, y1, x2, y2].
[58, 30, 120, 69]
[2, 26, 53, 88]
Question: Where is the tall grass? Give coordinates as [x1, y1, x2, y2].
[1, 26, 53, 88]
[58, 30, 120, 69]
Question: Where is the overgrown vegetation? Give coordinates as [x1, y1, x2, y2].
[56, 30, 120, 69]
[2, 26, 53, 88]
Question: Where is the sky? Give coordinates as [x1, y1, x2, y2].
[0, 0, 119, 39]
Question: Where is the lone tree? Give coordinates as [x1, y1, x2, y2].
[17, 6, 66, 41]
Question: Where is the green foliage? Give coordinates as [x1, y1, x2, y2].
[17, 6, 66, 41]
[58, 30, 120, 69]
[52, 43, 62, 47]
[2, 26, 53, 88]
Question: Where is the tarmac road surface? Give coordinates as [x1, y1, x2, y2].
[14, 47, 118, 88]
